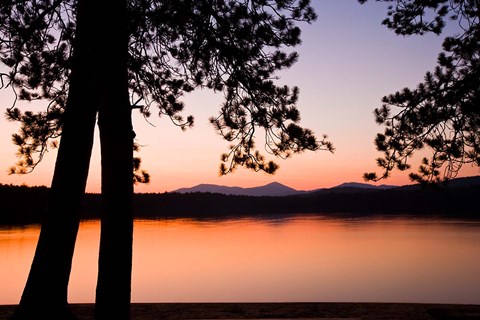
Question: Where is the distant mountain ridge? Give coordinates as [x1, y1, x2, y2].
[174, 182, 302, 197]
[2, 176, 479, 224]
[334, 182, 396, 190]
[173, 176, 480, 197]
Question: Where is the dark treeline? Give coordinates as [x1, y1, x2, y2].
[1, 183, 478, 225]
[0, 184, 50, 225]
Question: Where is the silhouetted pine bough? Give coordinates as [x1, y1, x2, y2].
[1, 183, 478, 225]
[359, 0, 480, 185]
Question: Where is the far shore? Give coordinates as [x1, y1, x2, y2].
[1, 181, 479, 225]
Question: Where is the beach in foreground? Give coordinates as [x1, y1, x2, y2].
[1, 303, 480, 320]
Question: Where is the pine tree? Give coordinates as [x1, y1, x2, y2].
[359, 0, 480, 184]
[0, 1, 331, 319]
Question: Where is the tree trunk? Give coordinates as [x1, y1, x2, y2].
[14, 85, 97, 319]
[11, 0, 134, 318]
[95, 106, 134, 320]
[94, 0, 133, 319]
[13, 0, 98, 318]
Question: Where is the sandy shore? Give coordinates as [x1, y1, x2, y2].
[1, 302, 480, 320]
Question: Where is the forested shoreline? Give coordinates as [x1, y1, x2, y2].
[1, 183, 478, 225]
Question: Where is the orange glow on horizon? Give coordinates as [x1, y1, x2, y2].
[1, 2, 479, 193]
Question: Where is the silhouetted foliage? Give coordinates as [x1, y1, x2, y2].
[359, 0, 480, 184]
[133, 143, 150, 184]
[1, 0, 332, 177]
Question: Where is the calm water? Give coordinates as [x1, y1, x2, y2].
[1, 216, 480, 305]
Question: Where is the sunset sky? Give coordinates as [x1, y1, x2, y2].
[0, 1, 478, 193]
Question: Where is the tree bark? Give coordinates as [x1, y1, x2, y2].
[94, 0, 133, 319]
[11, 0, 115, 318]
[13, 0, 98, 317]
[95, 105, 134, 320]
[12, 0, 134, 318]
[14, 85, 97, 319]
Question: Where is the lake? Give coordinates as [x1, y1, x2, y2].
[1, 216, 480, 305]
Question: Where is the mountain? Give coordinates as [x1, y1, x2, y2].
[173, 180, 396, 196]
[173, 176, 480, 196]
[2, 176, 479, 224]
[174, 182, 303, 197]
[332, 182, 397, 190]
[447, 175, 480, 187]
[398, 175, 480, 190]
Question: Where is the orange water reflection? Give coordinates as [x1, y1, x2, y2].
[1, 217, 480, 305]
